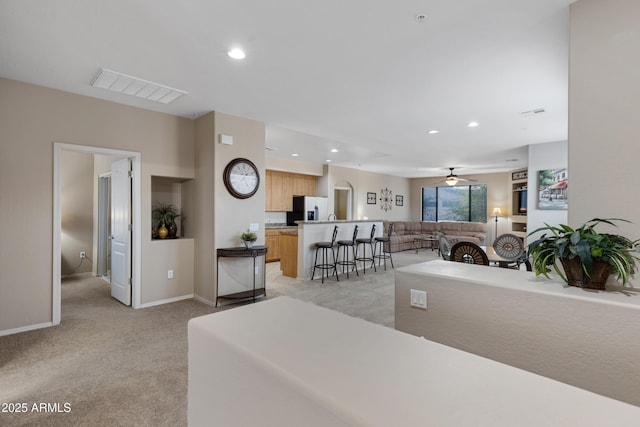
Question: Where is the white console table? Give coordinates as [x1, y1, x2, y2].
[189, 297, 639, 426]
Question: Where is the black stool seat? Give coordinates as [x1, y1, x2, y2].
[355, 224, 377, 274]
[336, 225, 359, 278]
[373, 223, 394, 270]
[312, 225, 339, 283]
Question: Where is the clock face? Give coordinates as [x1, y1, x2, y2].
[223, 158, 260, 199]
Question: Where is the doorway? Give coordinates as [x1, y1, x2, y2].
[334, 185, 353, 220]
[53, 143, 142, 325]
[97, 173, 111, 280]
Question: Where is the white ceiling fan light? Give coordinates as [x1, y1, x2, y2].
[442, 167, 478, 186]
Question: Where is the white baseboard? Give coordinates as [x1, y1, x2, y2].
[193, 294, 215, 307]
[137, 294, 194, 309]
[0, 322, 54, 337]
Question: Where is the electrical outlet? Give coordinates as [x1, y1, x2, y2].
[168, 269, 174, 279]
[80, 251, 86, 259]
[410, 289, 427, 309]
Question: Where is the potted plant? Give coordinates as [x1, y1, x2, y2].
[241, 230, 258, 248]
[152, 202, 180, 239]
[527, 218, 638, 289]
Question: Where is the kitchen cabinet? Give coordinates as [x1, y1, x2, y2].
[265, 229, 282, 262]
[266, 170, 317, 212]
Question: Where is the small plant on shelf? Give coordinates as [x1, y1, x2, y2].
[152, 202, 181, 239]
[241, 230, 258, 248]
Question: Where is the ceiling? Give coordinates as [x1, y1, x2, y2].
[0, 0, 575, 178]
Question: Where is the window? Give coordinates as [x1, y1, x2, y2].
[422, 185, 487, 222]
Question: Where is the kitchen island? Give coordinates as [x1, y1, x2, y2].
[295, 219, 383, 280]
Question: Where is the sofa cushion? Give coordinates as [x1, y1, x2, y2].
[460, 222, 487, 233]
[392, 222, 405, 236]
[421, 222, 439, 234]
[439, 222, 462, 234]
[403, 222, 422, 235]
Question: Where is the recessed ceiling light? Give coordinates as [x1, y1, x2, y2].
[326, 160, 332, 163]
[291, 153, 299, 157]
[330, 148, 339, 153]
[467, 122, 479, 127]
[427, 130, 439, 134]
[227, 48, 246, 60]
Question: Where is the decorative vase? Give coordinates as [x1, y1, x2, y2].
[168, 222, 177, 238]
[560, 258, 611, 290]
[243, 240, 254, 248]
[157, 224, 169, 239]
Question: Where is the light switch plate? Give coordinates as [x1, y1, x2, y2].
[249, 223, 259, 232]
[410, 289, 427, 309]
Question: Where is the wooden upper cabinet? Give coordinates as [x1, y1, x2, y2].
[266, 170, 316, 211]
[292, 174, 316, 196]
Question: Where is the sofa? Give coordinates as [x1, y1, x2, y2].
[382, 221, 487, 253]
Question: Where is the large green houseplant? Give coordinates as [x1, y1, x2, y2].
[527, 218, 638, 289]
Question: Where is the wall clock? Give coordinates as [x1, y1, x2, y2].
[223, 158, 260, 199]
[380, 188, 393, 212]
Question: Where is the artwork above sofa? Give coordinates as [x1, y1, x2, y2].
[382, 221, 487, 253]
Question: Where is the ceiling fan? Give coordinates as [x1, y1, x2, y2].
[441, 167, 478, 186]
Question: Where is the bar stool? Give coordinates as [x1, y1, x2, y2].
[373, 223, 394, 270]
[311, 225, 339, 283]
[336, 225, 359, 278]
[355, 224, 377, 274]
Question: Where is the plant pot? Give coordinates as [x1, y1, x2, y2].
[243, 241, 254, 249]
[157, 224, 168, 239]
[168, 222, 177, 238]
[560, 258, 612, 290]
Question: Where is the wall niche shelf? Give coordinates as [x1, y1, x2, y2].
[510, 169, 528, 240]
[151, 176, 194, 240]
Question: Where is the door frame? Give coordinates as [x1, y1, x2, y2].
[97, 172, 111, 278]
[53, 143, 142, 324]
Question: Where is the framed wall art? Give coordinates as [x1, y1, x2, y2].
[538, 169, 568, 210]
[367, 192, 376, 204]
[395, 195, 403, 206]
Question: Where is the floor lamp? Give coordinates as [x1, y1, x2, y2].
[492, 207, 502, 241]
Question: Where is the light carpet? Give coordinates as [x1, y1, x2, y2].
[0, 250, 439, 426]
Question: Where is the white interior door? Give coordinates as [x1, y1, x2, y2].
[110, 158, 132, 305]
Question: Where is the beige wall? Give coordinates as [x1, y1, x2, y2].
[320, 165, 412, 221]
[61, 151, 94, 275]
[0, 77, 194, 332]
[569, 0, 640, 273]
[265, 156, 323, 176]
[193, 112, 266, 304]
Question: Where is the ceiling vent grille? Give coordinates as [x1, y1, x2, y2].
[90, 68, 187, 104]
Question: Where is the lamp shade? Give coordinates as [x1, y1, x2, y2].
[492, 207, 502, 216]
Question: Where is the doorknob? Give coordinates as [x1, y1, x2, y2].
[109, 235, 116, 240]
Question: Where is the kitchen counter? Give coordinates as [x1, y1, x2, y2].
[265, 224, 297, 229]
[297, 219, 383, 279]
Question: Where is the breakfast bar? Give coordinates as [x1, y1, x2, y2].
[295, 220, 383, 279]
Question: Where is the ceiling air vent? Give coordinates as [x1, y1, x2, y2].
[90, 68, 187, 104]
